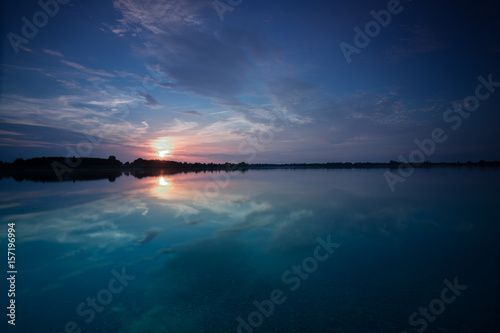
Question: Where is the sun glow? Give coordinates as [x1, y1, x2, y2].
[158, 150, 170, 158]
[152, 137, 174, 159]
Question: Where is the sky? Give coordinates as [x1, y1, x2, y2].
[0, 0, 499, 163]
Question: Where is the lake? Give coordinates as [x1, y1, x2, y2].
[1, 168, 499, 333]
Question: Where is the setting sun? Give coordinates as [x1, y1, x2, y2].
[152, 137, 174, 159]
[158, 150, 170, 158]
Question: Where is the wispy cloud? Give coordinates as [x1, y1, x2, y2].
[175, 110, 203, 117]
[136, 228, 163, 245]
[112, 0, 209, 35]
[0, 137, 56, 148]
[0, 93, 150, 150]
[61, 60, 115, 78]
[110, 0, 290, 127]
[0, 130, 22, 136]
[137, 91, 161, 107]
[56, 79, 77, 87]
[18, 45, 33, 53]
[43, 49, 64, 57]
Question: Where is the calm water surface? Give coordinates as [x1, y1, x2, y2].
[1, 168, 499, 333]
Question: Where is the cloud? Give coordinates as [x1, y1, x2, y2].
[2, 63, 79, 88]
[141, 247, 175, 261]
[0, 137, 56, 148]
[136, 228, 163, 245]
[181, 218, 203, 225]
[268, 77, 316, 106]
[61, 60, 115, 78]
[114, 70, 142, 79]
[267, 77, 316, 124]
[18, 45, 33, 53]
[165, 119, 199, 133]
[56, 79, 77, 87]
[111, 1, 287, 126]
[137, 91, 161, 107]
[43, 49, 64, 57]
[0, 130, 22, 136]
[146, 28, 253, 99]
[175, 110, 203, 117]
[111, 0, 209, 34]
[0, 93, 150, 150]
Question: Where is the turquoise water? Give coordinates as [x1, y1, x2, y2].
[1, 168, 499, 332]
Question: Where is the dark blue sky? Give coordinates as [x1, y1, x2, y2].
[1, 0, 499, 163]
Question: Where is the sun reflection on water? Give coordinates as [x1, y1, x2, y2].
[158, 177, 170, 187]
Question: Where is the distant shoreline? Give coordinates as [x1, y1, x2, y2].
[0, 157, 499, 182]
